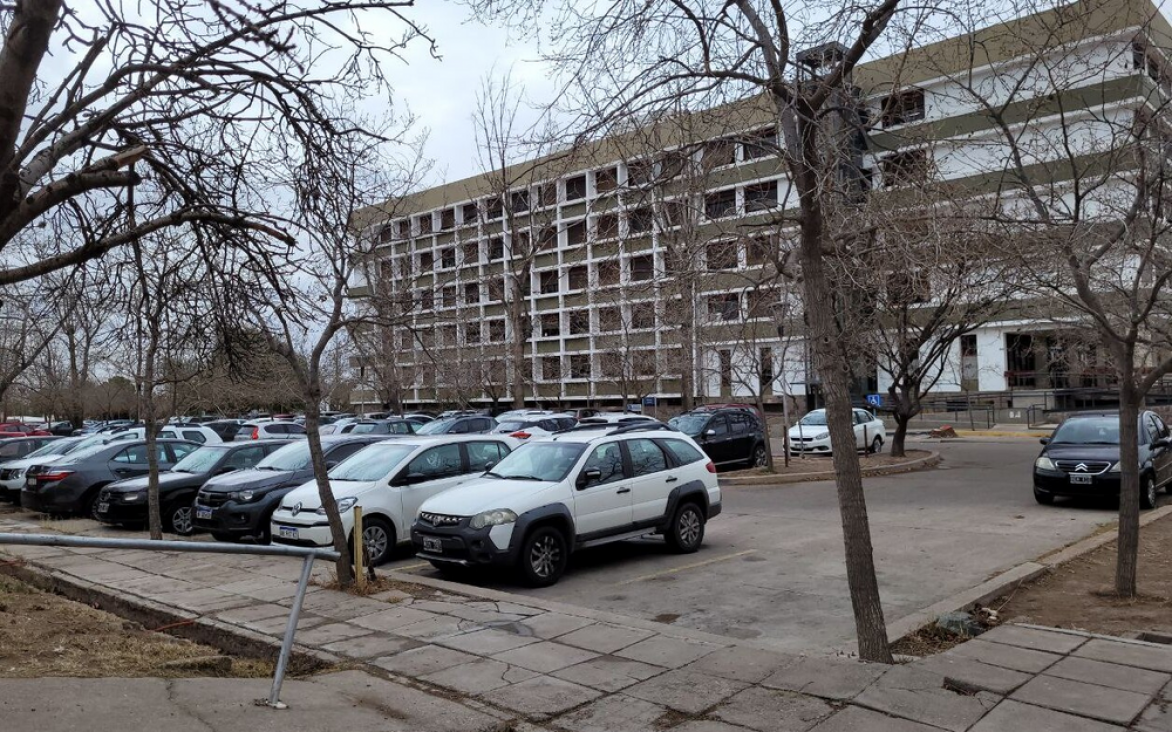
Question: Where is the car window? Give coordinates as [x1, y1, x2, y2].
[659, 438, 705, 465]
[285, 424, 305, 435]
[709, 416, 729, 436]
[181, 430, 207, 444]
[392, 421, 414, 434]
[477, 419, 494, 432]
[729, 414, 749, 434]
[467, 441, 507, 470]
[225, 445, 267, 469]
[581, 443, 625, 488]
[405, 444, 463, 479]
[168, 443, 197, 462]
[0, 442, 25, 458]
[1144, 415, 1161, 444]
[1155, 414, 1171, 438]
[326, 442, 367, 464]
[627, 439, 668, 476]
[113, 444, 168, 464]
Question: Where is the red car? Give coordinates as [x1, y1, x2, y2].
[0, 423, 51, 437]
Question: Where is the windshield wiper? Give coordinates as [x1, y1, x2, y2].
[500, 474, 546, 481]
[484, 470, 505, 479]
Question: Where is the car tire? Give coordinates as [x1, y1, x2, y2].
[518, 525, 568, 587]
[1141, 475, 1157, 510]
[84, 489, 104, 521]
[750, 444, 768, 468]
[870, 436, 883, 454]
[355, 516, 394, 566]
[665, 501, 706, 554]
[166, 503, 195, 535]
[1033, 489, 1054, 505]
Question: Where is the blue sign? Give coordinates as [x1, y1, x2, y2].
[866, 394, 883, 407]
[642, 396, 657, 407]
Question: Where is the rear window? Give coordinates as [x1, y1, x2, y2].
[660, 438, 705, 465]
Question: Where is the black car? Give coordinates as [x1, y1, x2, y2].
[339, 419, 418, 435]
[95, 441, 291, 534]
[668, 407, 768, 469]
[47, 421, 76, 436]
[21, 439, 199, 518]
[415, 415, 496, 435]
[204, 420, 245, 441]
[1034, 411, 1172, 509]
[192, 435, 384, 542]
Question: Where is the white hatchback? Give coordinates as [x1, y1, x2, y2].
[270, 434, 517, 564]
[788, 408, 886, 455]
[102, 425, 224, 445]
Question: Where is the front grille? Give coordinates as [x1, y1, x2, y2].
[419, 512, 463, 527]
[1055, 460, 1112, 475]
[197, 489, 230, 507]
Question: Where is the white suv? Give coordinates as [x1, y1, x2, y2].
[411, 424, 721, 587]
[270, 435, 517, 565]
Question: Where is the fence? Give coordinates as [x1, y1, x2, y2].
[0, 532, 339, 709]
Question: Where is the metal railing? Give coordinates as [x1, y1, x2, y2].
[0, 532, 339, 709]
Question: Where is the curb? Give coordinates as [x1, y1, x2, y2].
[886, 503, 1172, 645]
[720, 451, 942, 486]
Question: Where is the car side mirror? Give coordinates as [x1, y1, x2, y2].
[217, 465, 236, 474]
[576, 468, 601, 489]
[705, 429, 716, 437]
[484, 461, 496, 472]
[1039, 437, 1050, 445]
[1154, 437, 1171, 449]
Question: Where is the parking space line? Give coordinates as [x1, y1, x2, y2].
[614, 550, 757, 585]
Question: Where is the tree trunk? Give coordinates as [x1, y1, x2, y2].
[143, 342, 162, 541]
[755, 392, 774, 472]
[1116, 371, 1141, 597]
[304, 389, 354, 586]
[508, 281, 525, 409]
[890, 413, 910, 458]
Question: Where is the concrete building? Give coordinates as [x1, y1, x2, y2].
[350, 0, 1171, 415]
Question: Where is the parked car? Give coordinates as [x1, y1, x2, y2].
[1034, 411, 1172, 509]
[0, 422, 51, 436]
[234, 421, 306, 441]
[103, 424, 224, 445]
[21, 439, 199, 518]
[577, 413, 658, 426]
[204, 419, 247, 441]
[493, 415, 577, 439]
[787, 408, 886, 455]
[337, 419, 418, 435]
[96, 440, 291, 534]
[412, 423, 721, 586]
[669, 407, 768, 469]
[416, 415, 497, 435]
[403, 413, 435, 425]
[0, 436, 63, 461]
[0, 437, 85, 501]
[193, 435, 386, 543]
[270, 434, 518, 564]
[47, 421, 76, 436]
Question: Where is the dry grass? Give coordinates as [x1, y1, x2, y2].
[891, 624, 972, 658]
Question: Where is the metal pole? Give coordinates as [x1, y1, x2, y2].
[268, 553, 315, 709]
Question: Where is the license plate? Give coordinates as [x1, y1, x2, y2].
[422, 536, 442, 553]
[278, 526, 299, 540]
[1070, 474, 1093, 485]
[96, 502, 109, 513]
[195, 507, 212, 520]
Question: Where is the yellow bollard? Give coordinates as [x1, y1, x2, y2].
[353, 505, 366, 590]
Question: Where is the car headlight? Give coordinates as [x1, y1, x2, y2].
[814, 432, 830, 440]
[1035, 457, 1056, 471]
[122, 492, 145, 502]
[1109, 461, 1121, 473]
[316, 497, 358, 515]
[470, 509, 518, 529]
[229, 490, 258, 502]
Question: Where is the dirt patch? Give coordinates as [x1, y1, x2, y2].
[729, 449, 934, 477]
[0, 574, 274, 678]
[314, 571, 459, 601]
[993, 512, 1172, 638]
[891, 624, 972, 657]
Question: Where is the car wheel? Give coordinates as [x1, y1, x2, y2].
[870, 436, 883, 454]
[665, 501, 705, 554]
[1033, 489, 1054, 505]
[519, 526, 568, 587]
[356, 516, 394, 566]
[85, 490, 104, 521]
[1141, 476, 1157, 510]
[167, 503, 195, 535]
[751, 444, 768, 468]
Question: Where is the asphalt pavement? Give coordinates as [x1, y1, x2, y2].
[386, 438, 1122, 652]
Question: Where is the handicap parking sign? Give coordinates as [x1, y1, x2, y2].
[866, 394, 882, 407]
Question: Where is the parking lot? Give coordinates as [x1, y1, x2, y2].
[0, 438, 1130, 654]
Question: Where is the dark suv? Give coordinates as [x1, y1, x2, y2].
[192, 435, 384, 542]
[668, 407, 768, 469]
[416, 415, 496, 435]
[1034, 411, 1172, 509]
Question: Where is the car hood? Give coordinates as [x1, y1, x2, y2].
[1042, 444, 1122, 462]
[419, 477, 560, 517]
[105, 471, 204, 492]
[200, 469, 297, 492]
[788, 424, 829, 436]
[279, 478, 381, 510]
[0, 456, 43, 470]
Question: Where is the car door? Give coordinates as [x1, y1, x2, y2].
[394, 443, 466, 526]
[1147, 414, 1172, 487]
[726, 413, 753, 462]
[850, 410, 870, 449]
[625, 438, 676, 525]
[700, 415, 735, 465]
[572, 441, 633, 537]
[464, 440, 510, 474]
[109, 444, 168, 479]
[323, 441, 368, 469]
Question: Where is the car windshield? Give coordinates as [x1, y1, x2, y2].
[487, 442, 586, 482]
[349, 423, 384, 434]
[328, 443, 416, 482]
[26, 440, 73, 458]
[54, 443, 112, 463]
[1051, 417, 1120, 445]
[798, 411, 828, 426]
[495, 421, 526, 432]
[416, 418, 455, 435]
[172, 446, 228, 473]
[668, 415, 708, 437]
[255, 441, 312, 471]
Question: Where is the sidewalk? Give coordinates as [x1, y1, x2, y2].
[4, 513, 1172, 731]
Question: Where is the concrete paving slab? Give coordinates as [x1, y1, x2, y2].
[625, 668, 750, 714]
[979, 625, 1088, 655]
[348, 606, 438, 632]
[686, 645, 796, 683]
[1135, 681, 1172, 732]
[968, 699, 1125, 732]
[945, 639, 1062, 674]
[467, 600, 545, 616]
[614, 634, 722, 668]
[1010, 674, 1151, 725]
[277, 590, 388, 621]
[294, 621, 374, 647]
[421, 657, 540, 694]
[515, 612, 596, 640]
[308, 670, 505, 731]
[480, 675, 602, 718]
[240, 611, 329, 634]
[321, 633, 422, 659]
[914, 653, 1033, 695]
[761, 656, 889, 700]
[212, 576, 288, 594]
[214, 602, 290, 624]
[492, 640, 601, 673]
[374, 645, 481, 677]
[807, 706, 941, 732]
[1074, 638, 1172, 674]
[393, 615, 478, 641]
[713, 686, 834, 732]
[552, 655, 667, 692]
[670, 723, 756, 732]
[1044, 655, 1172, 696]
[435, 627, 542, 655]
[557, 623, 656, 654]
[854, 664, 999, 732]
[553, 694, 669, 732]
[156, 588, 255, 613]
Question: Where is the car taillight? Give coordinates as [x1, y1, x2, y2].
[38, 470, 73, 482]
[251, 428, 259, 440]
[510, 431, 531, 439]
[705, 462, 717, 474]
